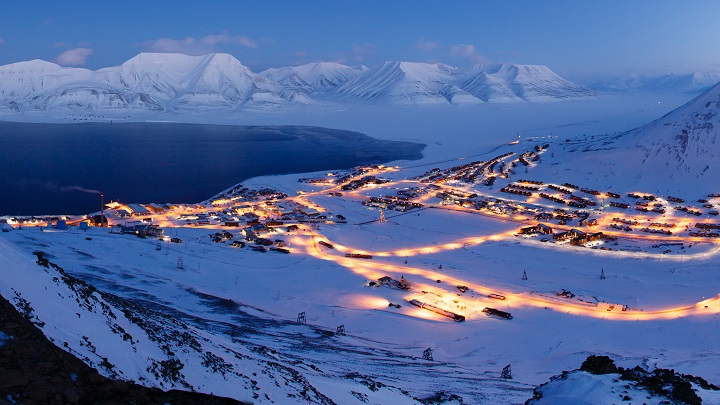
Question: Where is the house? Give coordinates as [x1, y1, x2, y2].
[520, 224, 553, 235]
[242, 228, 257, 241]
[299, 207, 320, 216]
[553, 231, 572, 241]
[537, 224, 553, 234]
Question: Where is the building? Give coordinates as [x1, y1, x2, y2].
[121, 224, 163, 238]
[126, 204, 151, 216]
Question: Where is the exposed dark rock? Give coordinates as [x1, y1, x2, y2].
[0, 292, 245, 404]
[528, 355, 719, 405]
[580, 355, 618, 375]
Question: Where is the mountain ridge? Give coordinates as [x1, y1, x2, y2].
[590, 72, 720, 94]
[0, 53, 597, 114]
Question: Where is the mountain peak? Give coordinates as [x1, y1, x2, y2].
[260, 62, 361, 94]
[121, 52, 243, 67]
[0, 59, 63, 72]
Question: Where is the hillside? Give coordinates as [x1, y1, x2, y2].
[0, 291, 243, 404]
[529, 81, 720, 195]
[260, 62, 363, 96]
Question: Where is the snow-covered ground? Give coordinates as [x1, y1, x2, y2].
[2, 89, 720, 403]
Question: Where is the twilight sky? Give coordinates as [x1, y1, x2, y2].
[1, 0, 719, 83]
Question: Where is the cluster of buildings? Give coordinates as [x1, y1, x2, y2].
[340, 175, 390, 191]
[211, 185, 289, 204]
[414, 151, 516, 185]
[520, 223, 604, 246]
[362, 196, 423, 212]
[691, 223, 720, 238]
[298, 165, 391, 186]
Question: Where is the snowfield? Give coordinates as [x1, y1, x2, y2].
[3, 72, 720, 403]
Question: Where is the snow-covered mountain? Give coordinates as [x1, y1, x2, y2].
[332, 62, 596, 105]
[0, 60, 92, 111]
[531, 80, 720, 195]
[90, 53, 289, 111]
[0, 54, 596, 114]
[590, 72, 720, 94]
[1, 53, 291, 113]
[461, 64, 597, 102]
[331, 61, 480, 105]
[260, 62, 363, 96]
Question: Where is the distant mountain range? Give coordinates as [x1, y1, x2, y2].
[589, 72, 720, 94]
[0, 53, 597, 114]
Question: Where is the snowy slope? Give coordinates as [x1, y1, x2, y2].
[529, 81, 720, 195]
[332, 61, 479, 105]
[260, 62, 362, 96]
[0, 227, 532, 404]
[0, 60, 93, 111]
[590, 72, 720, 94]
[460, 64, 597, 102]
[456, 69, 519, 102]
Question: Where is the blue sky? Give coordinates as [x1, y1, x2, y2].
[1, 1, 719, 83]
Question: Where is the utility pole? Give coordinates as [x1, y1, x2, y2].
[100, 193, 105, 227]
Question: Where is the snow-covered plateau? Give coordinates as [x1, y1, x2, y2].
[3, 65, 720, 403]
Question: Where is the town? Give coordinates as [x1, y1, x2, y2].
[4, 141, 720, 325]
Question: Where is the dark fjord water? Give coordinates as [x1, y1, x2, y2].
[0, 122, 424, 215]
